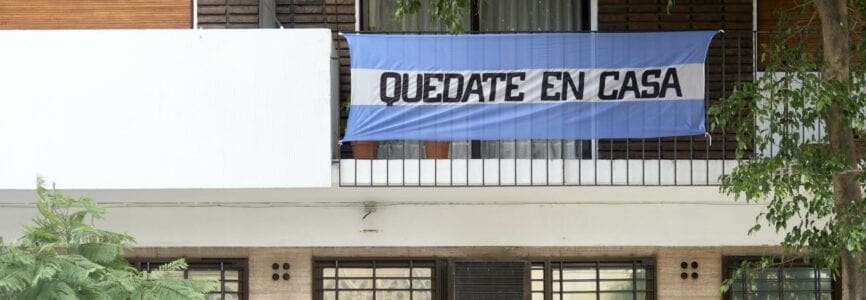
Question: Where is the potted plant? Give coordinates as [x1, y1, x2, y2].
[342, 101, 379, 159]
[352, 141, 380, 159]
[424, 141, 449, 159]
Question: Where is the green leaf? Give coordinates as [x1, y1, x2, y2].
[710, 2, 866, 295]
[78, 243, 122, 265]
[0, 178, 212, 299]
[748, 224, 762, 235]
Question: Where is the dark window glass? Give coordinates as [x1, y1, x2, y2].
[362, 0, 469, 32]
[478, 0, 584, 31]
[363, 0, 585, 32]
[133, 258, 248, 300]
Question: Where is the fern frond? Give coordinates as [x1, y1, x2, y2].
[157, 259, 189, 272]
[1, 178, 211, 299]
[77, 243, 122, 265]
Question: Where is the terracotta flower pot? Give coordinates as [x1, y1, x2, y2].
[351, 141, 379, 159]
[424, 141, 450, 159]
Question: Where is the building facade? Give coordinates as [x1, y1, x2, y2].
[0, 0, 836, 299]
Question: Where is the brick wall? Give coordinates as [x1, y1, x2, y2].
[129, 245, 784, 299]
[597, 0, 754, 159]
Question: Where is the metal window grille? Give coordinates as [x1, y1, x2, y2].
[133, 258, 248, 300]
[531, 260, 656, 300]
[724, 258, 834, 300]
[314, 260, 438, 300]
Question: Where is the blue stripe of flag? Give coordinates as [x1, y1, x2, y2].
[344, 31, 716, 71]
[343, 99, 706, 141]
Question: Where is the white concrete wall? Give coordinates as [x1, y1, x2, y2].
[0, 183, 781, 247]
[0, 29, 335, 189]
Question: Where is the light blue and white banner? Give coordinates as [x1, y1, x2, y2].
[343, 31, 716, 141]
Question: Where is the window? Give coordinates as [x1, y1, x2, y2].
[314, 260, 439, 300]
[478, 0, 585, 32]
[724, 257, 834, 300]
[531, 260, 656, 300]
[314, 258, 652, 299]
[363, 0, 470, 32]
[362, 0, 587, 32]
[481, 0, 589, 160]
[132, 258, 248, 300]
[360, 0, 591, 160]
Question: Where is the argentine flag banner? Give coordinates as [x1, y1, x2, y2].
[342, 31, 716, 141]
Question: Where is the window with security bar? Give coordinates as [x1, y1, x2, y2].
[132, 258, 248, 300]
[314, 260, 438, 300]
[724, 257, 834, 300]
[358, 0, 592, 160]
[531, 260, 656, 300]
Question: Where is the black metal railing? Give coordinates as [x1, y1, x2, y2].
[337, 30, 818, 187]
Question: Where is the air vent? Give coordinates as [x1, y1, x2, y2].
[454, 261, 526, 300]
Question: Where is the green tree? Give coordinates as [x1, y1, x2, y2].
[0, 178, 215, 299]
[395, 0, 468, 33]
[712, 1, 866, 298]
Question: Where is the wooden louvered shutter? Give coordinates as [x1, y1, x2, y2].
[0, 0, 192, 29]
[454, 261, 527, 300]
[197, 0, 259, 28]
[275, 0, 355, 159]
[596, 0, 754, 160]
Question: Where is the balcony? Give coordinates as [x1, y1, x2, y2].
[0, 29, 815, 190]
[338, 30, 780, 187]
[338, 143, 742, 186]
